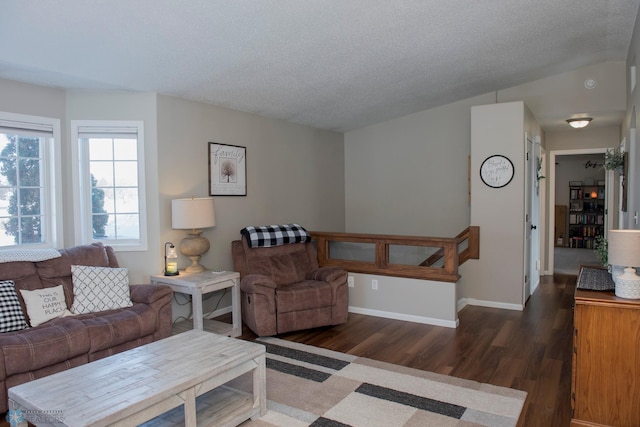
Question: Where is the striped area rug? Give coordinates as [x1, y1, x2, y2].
[142, 337, 526, 427]
[238, 337, 526, 427]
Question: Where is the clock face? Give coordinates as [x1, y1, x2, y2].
[480, 155, 514, 188]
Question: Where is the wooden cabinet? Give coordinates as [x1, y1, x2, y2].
[572, 289, 640, 426]
[568, 184, 604, 249]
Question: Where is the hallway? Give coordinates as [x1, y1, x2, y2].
[554, 246, 600, 275]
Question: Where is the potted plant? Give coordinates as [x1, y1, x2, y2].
[594, 235, 607, 267]
[603, 147, 624, 174]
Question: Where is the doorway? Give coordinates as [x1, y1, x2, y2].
[548, 148, 608, 275]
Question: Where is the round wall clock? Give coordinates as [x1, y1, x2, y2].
[480, 155, 514, 188]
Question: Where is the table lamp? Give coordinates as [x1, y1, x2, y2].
[608, 229, 640, 299]
[171, 197, 216, 273]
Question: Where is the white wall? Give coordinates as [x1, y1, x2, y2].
[66, 91, 159, 284]
[155, 96, 345, 319]
[626, 5, 640, 229]
[345, 93, 494, 237]
[348, 273, 457, 327]
[156, 95, 345, 274]
[462, 101, 541, 309]
[344, 93, 494, 324]
[0, 79, 69, 243]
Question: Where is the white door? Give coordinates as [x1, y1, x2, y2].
[523, 135, 532, 304]
[530, 139, 541, 295]
[629, 127, 638, 229]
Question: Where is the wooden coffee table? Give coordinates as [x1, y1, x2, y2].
[8, 330, 266, 426]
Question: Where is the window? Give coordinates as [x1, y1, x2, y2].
[71, 121, 147, 251]
[0, 112, 62, 248]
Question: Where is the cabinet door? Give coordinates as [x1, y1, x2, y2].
[574, 303, 640, 426]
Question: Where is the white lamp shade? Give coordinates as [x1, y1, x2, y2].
[608, 229, 640, 267]
[171, 197, 216, 230]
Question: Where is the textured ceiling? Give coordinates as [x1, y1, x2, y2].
[1, 1, 639, 132]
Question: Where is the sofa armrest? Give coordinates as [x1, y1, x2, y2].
[130, 284, 173, 340]
[130, 284, 173, 305]
[307, 267, 347, 283]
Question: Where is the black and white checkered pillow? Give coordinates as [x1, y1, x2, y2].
[241, 224, 311, 248]
[0, 280, 29, 332]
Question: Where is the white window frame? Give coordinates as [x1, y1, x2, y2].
[71, 120, 147, 251]
[0, 111, 63, 249]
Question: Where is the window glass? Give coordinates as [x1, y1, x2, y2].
[72, 121, 146, 250]
[0, 115, 59, 247]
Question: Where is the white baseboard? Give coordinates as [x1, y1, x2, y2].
[348, 306, 459, 328]
[457, 298, 523, 312]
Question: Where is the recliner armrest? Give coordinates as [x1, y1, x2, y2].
[240, 274, 277, 293]
[241, 274, 277, 314]
[307, 267, 347, 283]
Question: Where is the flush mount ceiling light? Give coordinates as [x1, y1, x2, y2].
[566, 118, 592, 129]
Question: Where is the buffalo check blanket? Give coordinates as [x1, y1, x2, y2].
[241, 224, 312, 248]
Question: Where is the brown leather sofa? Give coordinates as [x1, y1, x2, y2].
[0, 243, 173, 412]
[232, 236, 348, 336]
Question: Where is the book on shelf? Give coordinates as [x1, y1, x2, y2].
[570, 188, 584, 200]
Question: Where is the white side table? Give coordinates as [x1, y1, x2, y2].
[150, 270, 241, 337]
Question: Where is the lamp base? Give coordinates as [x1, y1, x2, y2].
[185, 256, 206, 273]
[179, 230, 210, 274]
[614, 267, 640, 299]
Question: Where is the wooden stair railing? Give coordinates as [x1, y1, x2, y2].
[311, 226, 479, 283]
[421, 226, 479, 267]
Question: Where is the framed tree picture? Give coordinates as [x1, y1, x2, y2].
[209, 142, 247, 196]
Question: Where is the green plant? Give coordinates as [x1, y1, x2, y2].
[593, 235, 608, 266]
[536, 157, 545, 180]
[603, 147, 624, 171]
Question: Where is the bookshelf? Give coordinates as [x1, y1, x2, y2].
[568, 184, 604, 249]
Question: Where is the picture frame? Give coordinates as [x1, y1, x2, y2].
[209, 143, 247, 196]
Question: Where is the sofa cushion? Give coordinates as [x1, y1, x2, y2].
[71, 265, 132, 314]
[20, 285, 73, 327]
[0, 281, 28, 333]
[75, 304, 158, 354]
[35, 243, 117, 308]
[0, 317, 90, 377]
[276, 280, 332, 313]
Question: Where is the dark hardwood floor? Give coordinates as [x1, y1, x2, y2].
[238, 273, 577, 427]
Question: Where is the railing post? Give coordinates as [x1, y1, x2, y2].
[375, 241, 387, 268]
[315, 235, 328, 265]
[468, 226, 480, 260]
[443, 240, 459, 276]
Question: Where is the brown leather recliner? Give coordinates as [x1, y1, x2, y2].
[231, 236, 348, 336]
